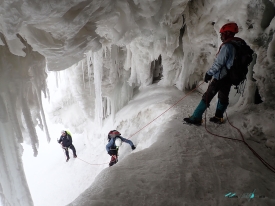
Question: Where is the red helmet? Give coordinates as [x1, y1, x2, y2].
[108, 130, 121, 138]
[220, 23, 238, 34]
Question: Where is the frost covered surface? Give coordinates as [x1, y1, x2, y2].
[0, 0, 275, 205]
[69, 88, 275, 206]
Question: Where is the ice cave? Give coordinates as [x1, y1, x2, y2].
[0, 0, 275, 205]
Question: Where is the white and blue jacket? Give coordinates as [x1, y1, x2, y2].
[206, 43, 236, 80]
[106, 136, 134, 153]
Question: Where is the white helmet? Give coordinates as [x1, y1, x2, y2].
[115, 138, 122, 147]
[61, 130, 66, 134]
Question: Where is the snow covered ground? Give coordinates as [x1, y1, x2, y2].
[22, 84, 275, 206]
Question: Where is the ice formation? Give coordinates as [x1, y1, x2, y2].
[0, 0, 274, 205]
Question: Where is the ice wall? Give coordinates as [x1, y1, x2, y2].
[0, 0, 275, 205]
[47, 0, 275, 150]
[0, 35, 49, 205]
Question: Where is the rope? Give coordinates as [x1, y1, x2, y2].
[76, 148, 119, 166]
[76, 82, 204, 166]
[128, 82, 205, 139]
[225, 112, 275, 173]
[203, 111, 242, 142]
[75, 80, 275, 173]
[76, 157, 109, 166]
[203, 82, 275, 173]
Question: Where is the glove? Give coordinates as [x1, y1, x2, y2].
[204, 73, 212, 83]
[108, 151, 112, 155]
[131, 145, 136, 150]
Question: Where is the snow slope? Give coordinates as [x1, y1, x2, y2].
[23, 84, 275, 206]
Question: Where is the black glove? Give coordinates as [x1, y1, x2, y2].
[108, 151, 112, 155]
[131, 145, 136, 150]
[204, 73, 212, 83]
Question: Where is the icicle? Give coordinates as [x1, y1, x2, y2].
[35, 89, 51, 143]
[4, 92, 23, 143]
[0, 140, 13, 200]
[86, 51, 92, 95]
[124, 44, 132, 71]
[28, 63, 51, 143]
[0, 94, 8, 123]
[128, 49, 138, 86]
[106, 97, 111, 118]
[55, 71, 59, 88]
[93, 50, 103, 126]
[0, 120, 34, 206]
[0, 184, 12, 206]
[81, 60, 85, 89]
[0, 133, 17, 206]
[21, 96, 38, 157]
[103, 45, 107, 58]
[111, 81, 133, 116]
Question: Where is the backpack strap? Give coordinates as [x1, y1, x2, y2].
[216, 37, 245, 56]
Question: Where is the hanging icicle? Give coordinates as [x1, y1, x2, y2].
[35, 89, 51, 143]
[4, 92, 24, 143]
[81, 60, 86, 89]
[0, 184, 12, 206]
[86, 51, 93, 95]
[0, 95, 8, 123]
[21, 95, 39, 157]
[93, 49, 103, 126]
[0, 112, 34, 206]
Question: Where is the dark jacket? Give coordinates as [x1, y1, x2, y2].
[58, 133, 72, 147]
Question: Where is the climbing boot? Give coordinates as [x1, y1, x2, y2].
[209, 116, 224, 124]
[109, 155, 118, 167]
[183, 116, 203, 125]
[211, 100, 228, 124]
[183, 100, 207, 125]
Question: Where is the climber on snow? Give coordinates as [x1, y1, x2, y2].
[184, 22, 252, 125]
[106, 130, 136, 167]
[58, 130, 77, 162]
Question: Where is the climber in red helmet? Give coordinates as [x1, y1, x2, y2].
[184, 22, 253, 125]
[106, 130, 136, 167]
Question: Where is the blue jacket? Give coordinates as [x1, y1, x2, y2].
[106, 136, 134, 153]
[206, 43, 236, 80]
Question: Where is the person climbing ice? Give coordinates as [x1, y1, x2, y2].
[184, 22, 253, 125]
[106, 130, 136, 167]
[58, 130, 77, 162]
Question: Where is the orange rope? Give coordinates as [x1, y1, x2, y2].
[203, 83, 275, 173]
[77, 82, 205, 166]
[225, 112, 275, 173]
[77, 80, 275, 173]
[76, 157, 109, 165]
[128, 82, 205, 139]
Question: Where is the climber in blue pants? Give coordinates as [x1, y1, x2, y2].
[184, 22, 239, 125]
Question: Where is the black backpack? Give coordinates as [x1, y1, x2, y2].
[225, 38, 254, 86]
